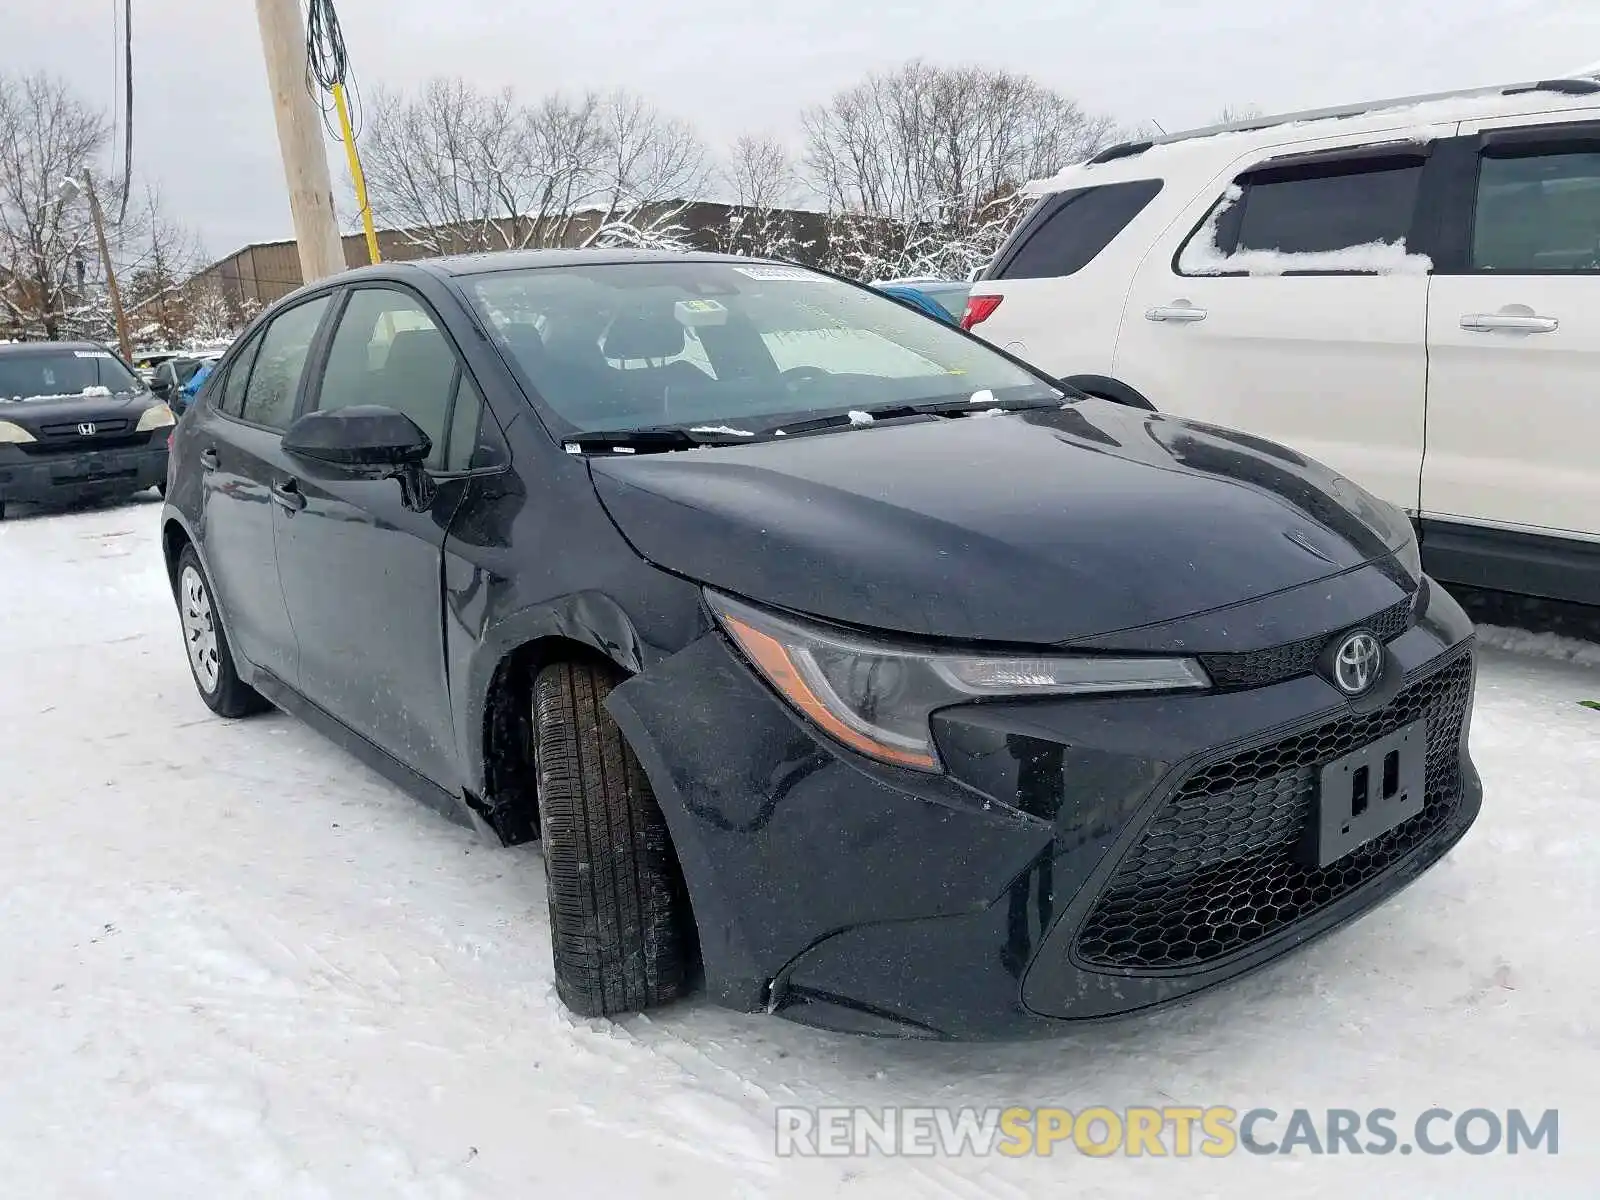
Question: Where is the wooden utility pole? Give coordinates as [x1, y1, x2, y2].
[253, 0, 345, 283]
[80, 172, 134, 363]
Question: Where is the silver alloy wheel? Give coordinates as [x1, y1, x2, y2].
[179, 564, 221, 693]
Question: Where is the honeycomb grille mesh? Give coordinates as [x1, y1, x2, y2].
[1075, 648, 1473, 971]
[1199, 597, 1414, 690]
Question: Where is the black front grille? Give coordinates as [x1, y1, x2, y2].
[16, 432, 149, 456]
[1075, 647, 1473, 971]
[38, 417, 132, 438]
[1199, 596, 1414, 690]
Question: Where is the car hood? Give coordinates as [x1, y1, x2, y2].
[0, 390, 158, 435]
[588, 400, 1416, 646]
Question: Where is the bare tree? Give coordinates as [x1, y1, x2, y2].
[361, 78, 709, 256]
[803, 61, 1123, 278]
[0, 72, 110, 339]
[1213, 104, 1266, 125]
[711, 134, 807, 258]
[120, 185, 203, 346]
[582, 90, 709, 249]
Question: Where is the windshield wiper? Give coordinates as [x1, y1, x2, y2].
[562, 425, 760, 455]
[752, 395, 1064, 438]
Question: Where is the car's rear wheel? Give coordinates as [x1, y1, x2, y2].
[175, 544, 268, 718]
[533, 659, 693, 1017]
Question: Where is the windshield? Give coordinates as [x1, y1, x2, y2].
[463, 262, 1055, 436]
[0, 349, 142, 402]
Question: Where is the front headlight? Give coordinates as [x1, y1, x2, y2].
[135, 402, 176, 432]
[0, 419, 35, 444]
[707, 591, 1209, 772]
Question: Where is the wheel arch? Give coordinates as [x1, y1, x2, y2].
[463, 590, 662, 847]
[1063, 373, 1158, 411]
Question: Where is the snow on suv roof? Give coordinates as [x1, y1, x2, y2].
[1026, 77, 1600, 194]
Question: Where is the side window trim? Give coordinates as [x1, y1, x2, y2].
[988, 179, 1163, 280]
[217, 291, 338, 432]
[1172, 150, 1430, 278]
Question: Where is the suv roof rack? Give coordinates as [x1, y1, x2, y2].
[1088, 77, 1600, 165]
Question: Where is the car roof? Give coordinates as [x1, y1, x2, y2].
[1027, 77, 1600, 194]
[384, 247, 784, 280]
[0, 340, 113, 357]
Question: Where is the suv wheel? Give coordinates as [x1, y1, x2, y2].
[533, 659, 693, 1017]
[175, 545, 269, 718]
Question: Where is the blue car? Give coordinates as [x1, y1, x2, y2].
[873, 278, 971, 324]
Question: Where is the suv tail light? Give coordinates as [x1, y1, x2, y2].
[961, 294, 1003, 331]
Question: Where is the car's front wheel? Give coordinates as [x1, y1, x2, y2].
[533, 659, 694, 1017]
[175, 544, 268, 718]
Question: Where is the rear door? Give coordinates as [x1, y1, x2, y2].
[195, 294, 333, 685]
[1422, 116, 1600, 544]
[1115, 146, 1433, 515]
[272, 283, 496, 788]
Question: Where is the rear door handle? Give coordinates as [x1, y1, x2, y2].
[1145, 304, 1208, 323]
[199, 448, 220, 472]
[270, 478, 307, 513]
[1460, 313, 1558, 333]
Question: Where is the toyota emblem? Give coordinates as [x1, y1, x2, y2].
[1332, 631, 1384, 696]
[77, 422, 97, 436]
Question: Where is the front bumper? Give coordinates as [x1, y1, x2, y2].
[606, 571, 1480, 1040]
[0, 438, 168, 505]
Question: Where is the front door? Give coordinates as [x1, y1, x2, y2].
[273, 284, 488, 789]
[1422, 114, 1600, 540]
[1116, 145, 1431, 513]
[197, 295, 332, 685]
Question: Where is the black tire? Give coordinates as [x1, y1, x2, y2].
[174, 544, 269, 718]
[534, 659, 692, 1017]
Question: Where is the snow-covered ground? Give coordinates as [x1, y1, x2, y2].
[2, 496, 1597, 1198]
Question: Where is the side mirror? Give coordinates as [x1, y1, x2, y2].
[282, 405, 437, 511]
[282, 405, 431, 469]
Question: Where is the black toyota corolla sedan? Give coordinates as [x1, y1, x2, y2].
[159, 251, 1480, 1039]
[0, 341, 174, 519]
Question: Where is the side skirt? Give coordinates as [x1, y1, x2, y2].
[249, 668, 501, 843]
[1419, 518, 1600, 607]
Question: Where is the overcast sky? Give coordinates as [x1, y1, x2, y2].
[12, 0, 1600, 264]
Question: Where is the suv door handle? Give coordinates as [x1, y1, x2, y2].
[270, 478, 307, 513]
[199, 448, 220, 471]
[1460, 312, 1558, 333]
[1145, 304, 1208, 323]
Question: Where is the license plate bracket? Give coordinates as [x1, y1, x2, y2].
[1297, 719, 1427, 868]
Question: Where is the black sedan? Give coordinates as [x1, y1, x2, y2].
[159, 251, 1480, 1039]
[0, 341, 174, 519]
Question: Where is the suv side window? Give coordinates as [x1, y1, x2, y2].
[239, 295, 331, 429]
[990, 180, 1163, 280]
[1473, 149, 1600, 272]
[314, 286, 486, 471]
[216, 332, 264, 417]
[1203, 160, 1423, 261]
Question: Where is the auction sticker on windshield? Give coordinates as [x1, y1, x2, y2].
[733, 265, 818, 281]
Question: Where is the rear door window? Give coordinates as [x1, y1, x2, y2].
[216, 334, 263, 417]
[238, 296, 331, 429]
[990, 180, 1163, 280]
[1232, 164, 1423, 255]
[1472, 149, 1600, 272]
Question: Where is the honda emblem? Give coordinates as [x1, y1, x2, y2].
[77, 422, 97, 436]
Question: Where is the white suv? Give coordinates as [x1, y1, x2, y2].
[963, 77, 1600, 606]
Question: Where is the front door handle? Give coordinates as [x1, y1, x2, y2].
[199, 448, 220, 472]
[1460, 312, 1559, 334]
[270, 478, 307, 513]
[1145, 303, 1208, 323]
